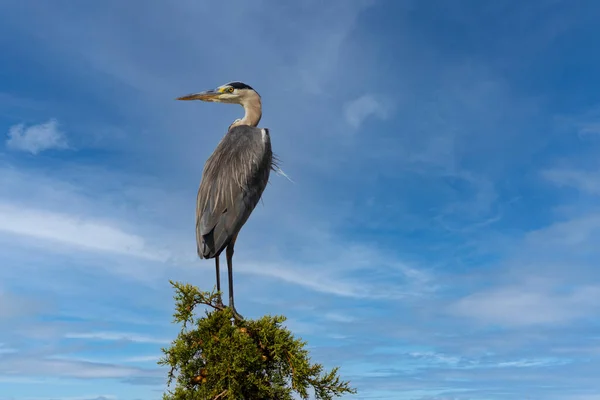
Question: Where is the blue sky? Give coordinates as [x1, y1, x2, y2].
[1, 0, 600, 399]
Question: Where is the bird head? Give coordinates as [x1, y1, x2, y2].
[176, 81, 260, 105]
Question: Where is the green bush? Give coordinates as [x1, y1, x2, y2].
[158, 281, 356, 400]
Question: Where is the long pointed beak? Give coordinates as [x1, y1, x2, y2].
[176, 89, 221, 102]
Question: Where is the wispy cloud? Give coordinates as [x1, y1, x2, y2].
[323, 312, 356, 323]
[123, 355, 162, 363]
[0, 343, 16, 355]
[5, 119, 69, 154]
[0, 356, 160, 380]
[238, 256, 438, 300]
[6, 396, 118, 400]
[524, 213, 600, 250]
[565, 395, 600, 400]
[494, 358, 568, 368]
[0, 290, 47, 319]
[542, 168, 600, 195]
[448, 284, 600, 327]
[65, 331, 170, 345]
[579, 123, 600, 136]
[241, 262, 368, 298]
[407, 351, 462, 366]
[344, 94, 391, 129]
[0, 202, 168, 262]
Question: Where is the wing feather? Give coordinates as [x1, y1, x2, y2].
[196, 125, 272, 259]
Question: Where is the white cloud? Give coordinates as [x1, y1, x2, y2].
[405, 351, 568, 370]
[323, 312, 356, 323]
[408, 351, 461, 366]
[0, 356, 158, 380]
[494, 358, 567, 368]
[553, 345, 600, 355]
[566, 395, 600, 400]
[0, 290, 46, 319]
[448, 285, 600, 327]
[5, 119, 69, 154]
[123, 355, 162, 363]
[0, 343, 16, 355]
[0, 202, 168, 261]
[15, 396, 117, 400]
[240, 261, 368, 298]
[579, 123, 600, 136]
[542, 168, 600, 195]
[0, 163, 437, 297]
[64, 331, 170, 344]
[238, 258, 437, 300]
[525, 213, 600, 249]
[344, 94, 391, 129]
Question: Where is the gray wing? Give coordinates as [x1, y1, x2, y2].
[196, 125, 272, 259]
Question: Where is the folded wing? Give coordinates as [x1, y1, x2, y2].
[196, 125, 272, 259]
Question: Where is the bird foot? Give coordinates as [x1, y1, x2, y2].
[229, 306, 244, 322]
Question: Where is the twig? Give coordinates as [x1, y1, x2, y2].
[286, 351, 296, 390]
[192, 290, 226, 312]
[213, 389, 228, 400]
[195, 297, 225, 312]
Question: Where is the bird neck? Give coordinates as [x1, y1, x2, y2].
[231, 93, 262, 129]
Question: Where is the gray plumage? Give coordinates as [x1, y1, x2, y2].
[196, 125, 272, 259]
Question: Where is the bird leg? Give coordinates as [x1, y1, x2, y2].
[214, 256, 224, 308]
[226, 237, 244, 321]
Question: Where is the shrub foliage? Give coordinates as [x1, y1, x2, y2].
[158, 281, 357, 400]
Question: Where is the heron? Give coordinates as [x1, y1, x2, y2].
[176, 81, 274, 321]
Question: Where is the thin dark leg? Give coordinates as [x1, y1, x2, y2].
[226, 239, 243, 321]
[215, 256, 223, 307]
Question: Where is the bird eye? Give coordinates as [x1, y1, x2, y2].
[226, 87, 234, 93]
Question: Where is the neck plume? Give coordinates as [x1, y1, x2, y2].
[230, 92, 262, 129]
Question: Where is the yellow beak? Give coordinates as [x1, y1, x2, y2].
[176, 89, 221, 102]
